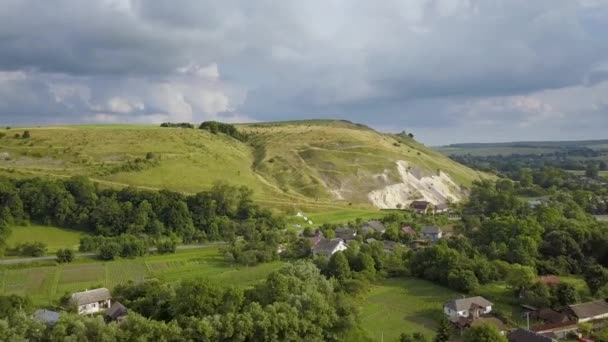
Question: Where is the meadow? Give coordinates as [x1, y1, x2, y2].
[6, 225, 86, 253]
[360, 278, 458, 340]
[0, 247, 285, 306]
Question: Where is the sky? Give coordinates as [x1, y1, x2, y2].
[0, 0, 607, 145]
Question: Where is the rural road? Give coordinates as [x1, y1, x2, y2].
[0, 242, 225, 265]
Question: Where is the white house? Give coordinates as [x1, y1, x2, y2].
[70, 288, 112, 315]
[421, 226, 443, 242]
[569, 299, 608, 323]
[311, 238, 348, 257]
[443, 296, 493, 323]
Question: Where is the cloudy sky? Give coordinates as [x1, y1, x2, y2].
[0, 0, 607, 145]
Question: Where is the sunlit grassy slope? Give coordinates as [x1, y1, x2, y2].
[0, 121, 483, 209]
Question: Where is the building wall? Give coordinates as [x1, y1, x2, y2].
[77, 299, 111, 315]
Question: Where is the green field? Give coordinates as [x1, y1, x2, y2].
[0, 122, 483, 211]
[360, 278, 458, 340]
[0, 247, 285, 306]
[6, 225, 86, 253]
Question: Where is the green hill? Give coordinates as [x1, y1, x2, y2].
[0, 121, 484, 211]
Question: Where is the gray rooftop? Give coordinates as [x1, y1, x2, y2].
[105, 301, 128, 320]
[70, 288, 111, 306]
[33, 309, 60, 325]
[445, 296, 493, 312]
[421, 226, 442, 234]
[362, 220, 385, 232]
[508, 328, 557, 342]
[569, 299, 608, 320]
[312, 238, 344, 254]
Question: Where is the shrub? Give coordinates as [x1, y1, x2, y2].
[22, 130, 31, 139]
[156, 240, 177, 254]
[56, 248, 75, 263]
[15, 242, 47, 257]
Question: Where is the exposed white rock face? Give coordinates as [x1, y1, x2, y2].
[367, 161, 462, 209]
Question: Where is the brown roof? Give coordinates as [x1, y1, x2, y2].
[401, 226, 416, 235]
[508, 328, 558, 342]
[532, 321, 577, 333]
[537, 308, 569, 324]
[569, 299, 608, 320]
[539, 275, 560, 286]
[411, 201, 432, 210]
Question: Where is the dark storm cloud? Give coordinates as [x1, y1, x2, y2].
[0, 0, 607, 144]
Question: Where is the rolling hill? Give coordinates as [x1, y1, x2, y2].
[0, 120, 485, 211]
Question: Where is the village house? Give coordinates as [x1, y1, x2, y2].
[334, 227, 357, 242]
[443, 296, 493, 323]
[70, 288, 112, 315]
[311, 238, 348, 257]
[568, 298, 608, 323]
[508, 328, 558, 342]
[361, 220, 386, 234]
[421, 226, 443, 242]
[411, 200, 433, 214]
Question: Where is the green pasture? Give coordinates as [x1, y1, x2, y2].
[360, 278, 458, 341]
[0, 247, 285, 306]
[6, 225, 86, 253]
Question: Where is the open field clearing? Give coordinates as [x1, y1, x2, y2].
[6, 225, 86, 253]
[360, 278, 458, 341]
[0, 247, 285, 306]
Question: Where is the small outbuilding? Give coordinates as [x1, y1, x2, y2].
[105, 301, 128, 322]
[33, 309, 60, 326]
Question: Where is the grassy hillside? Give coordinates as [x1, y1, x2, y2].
[0, 121, 483, 210]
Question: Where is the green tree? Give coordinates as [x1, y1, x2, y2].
[584, 264, 608, 295]
[434, 315, 452, 342]
[506, 264, 536, 296]
[56, 248, 75, 263]
[555, 283, 579, 306]
[448, 269, 479, 293]
[327, 252, 352, 281]
[98, 241, 120, 260]
[462, 323, 507, 342]
[21, 130, 30, 139]
[586, 163, 600, 178]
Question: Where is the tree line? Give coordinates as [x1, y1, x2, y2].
[0, 176, 284, 257]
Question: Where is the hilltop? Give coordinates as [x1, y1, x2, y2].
[0, 120, 485, 210]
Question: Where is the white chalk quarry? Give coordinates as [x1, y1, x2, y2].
[367, 160, 463, 209]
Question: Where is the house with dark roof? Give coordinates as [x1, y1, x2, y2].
[421, 226, 443, 242]
[361, 220, 386, 234]
[311, 238, 347, 257]
[70, 288, 112, 315]
[568, 298, 608, 323]
[33, 309, 60, 326]
[443, 296, 493, 323]
[536, 308, 571, 324]
[307, 230, 324, 246]
[435, 203, 450, 214]
[411, 200, 433, 214]
[508, 328, 557, 342]
[105, 301, 128, 322]
[334, 227, 357, 242]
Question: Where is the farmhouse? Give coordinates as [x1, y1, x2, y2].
[70, 288, 112, 315]
[421, 226, 443, 242]
[311, 238, 348, 257]
[361, 220, 386, 234]
[508, 328, 557, 342]
[568, 298, 608, 323]
[334, 227, 357, 242]
[443, 296, 493, 323]
[411, 200, 433, 214]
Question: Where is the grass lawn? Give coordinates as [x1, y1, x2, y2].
[6, 225, 86, 253]
[0, 247, 286, 306]
[360, 278, 459, 341]
[286, 208, 389, 227]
